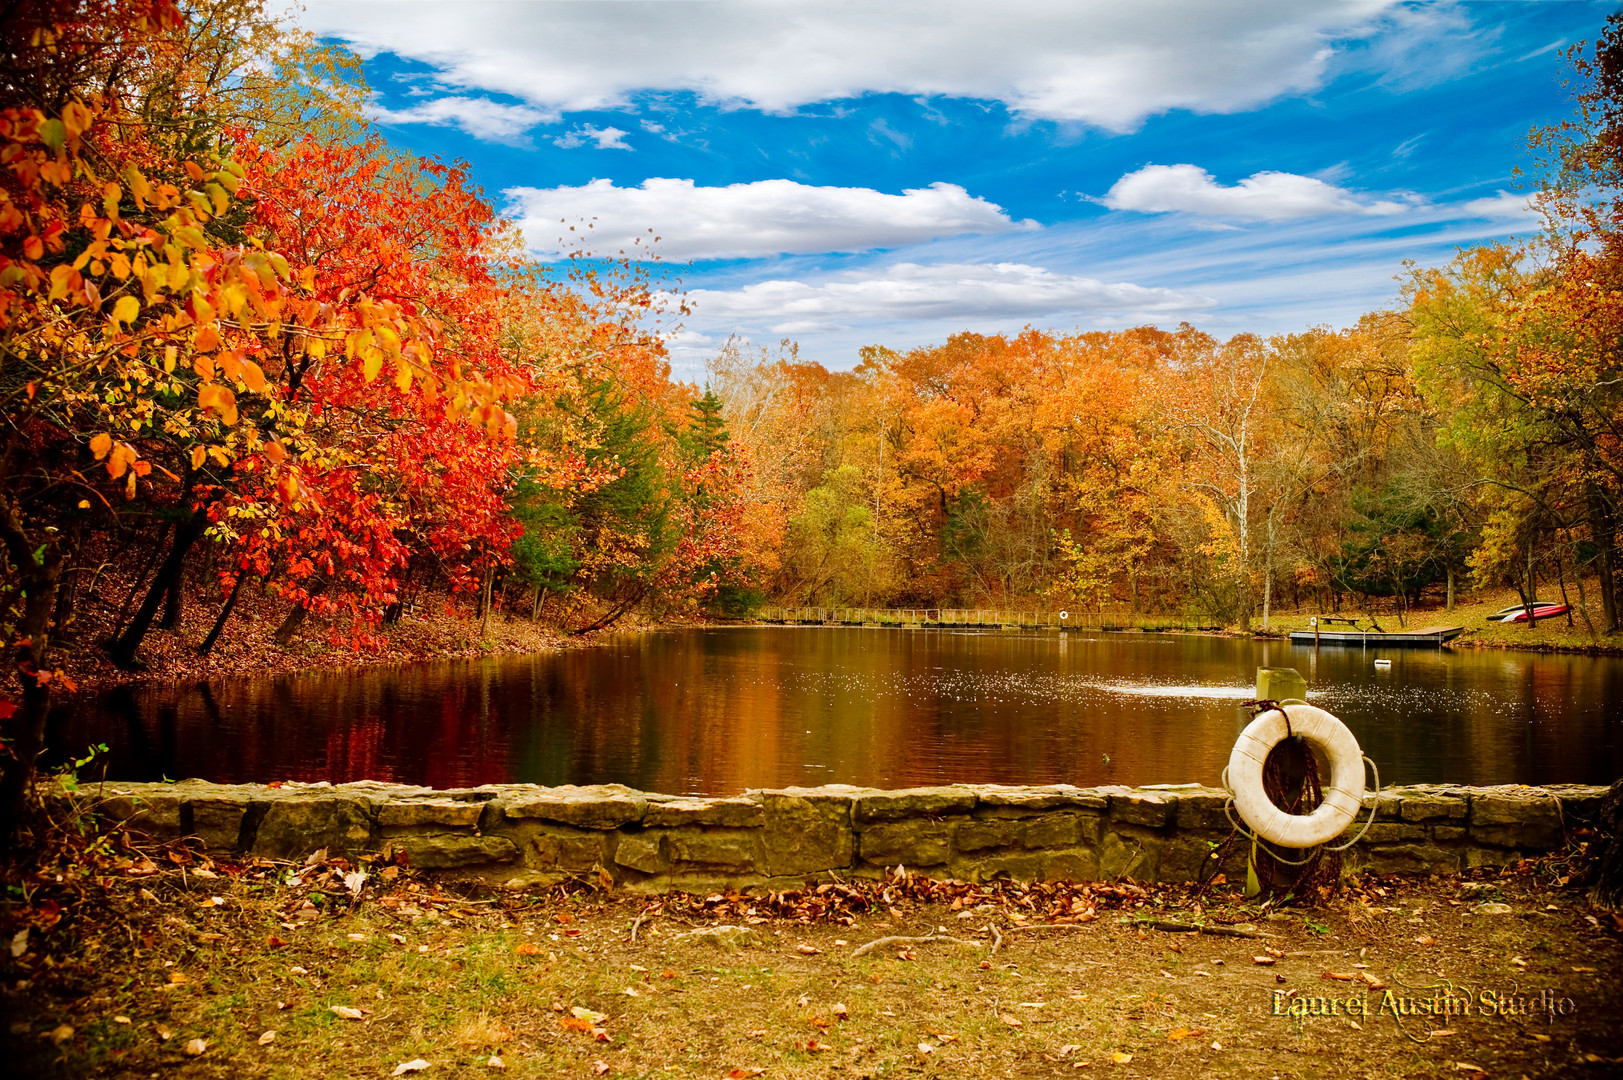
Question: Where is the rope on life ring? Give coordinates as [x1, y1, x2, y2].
[1223, 702, 1370, 850]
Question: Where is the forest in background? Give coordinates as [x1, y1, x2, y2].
[5, 2, 1623, 825]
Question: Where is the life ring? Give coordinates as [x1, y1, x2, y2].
[1225, 702, 1365, 849]
[1059, 610, 1069, 620]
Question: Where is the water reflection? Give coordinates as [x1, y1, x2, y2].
[49, 628, 1623, 794]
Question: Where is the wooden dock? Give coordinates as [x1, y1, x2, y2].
[1287, 625, 1464, 647]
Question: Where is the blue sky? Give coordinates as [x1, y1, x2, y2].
[294, 1, 1610, 380]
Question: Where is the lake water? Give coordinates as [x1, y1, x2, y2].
[51, 627, 1623, 795]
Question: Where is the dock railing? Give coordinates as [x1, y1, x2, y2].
[755, 608, 1222, 632]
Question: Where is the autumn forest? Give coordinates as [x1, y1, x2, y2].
[5, 3, 1623, 818]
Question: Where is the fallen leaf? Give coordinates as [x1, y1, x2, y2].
[515, 943, 540, 956]
[156, 1027, 173, 1041]
[795, 944, 821, 955]
[1322, 972, 1355, 981]
[113, 1017, 131, 1025]
[391, 1059, 430, 1076]
[48, 1025, 74, 1047]
[1000, 1013, 1023, 1027]
[803, 1040, 831, 1052]
[570, 1006, 607, 1024]
[918, 1043, 934, 1055]
[1572, 966, 1596, 973]
[560, 1017, 596, 1034]
[1358, 971, 1385, 989]
[1111, 1050, 1133, 1064]
[1251, 956, 1276, 966]
[725, 1070, 766, 1079]
[1415, 936, 1437, 946]
[590, 1063, 609, 1076]
[1430, 1029, 1457, 1037]
[257, 1031, 276, 1045]
[331, 1006, 366, 1020]
[183, 1038, 207, 1057]
[832, 1003, 849, 1020]
[1531, 1034, 1552, 1043]
[1453, 1064, 1486, 1073]
[1057, 1044, 1082, 1058]
[487, 1056, 505, 1070]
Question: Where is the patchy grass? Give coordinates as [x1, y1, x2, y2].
[4, 832, 1622, 1080]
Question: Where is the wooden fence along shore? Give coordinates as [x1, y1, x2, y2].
[756, 608, 1226, 633]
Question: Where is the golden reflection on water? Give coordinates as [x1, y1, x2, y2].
[54, 628, 1623, 792]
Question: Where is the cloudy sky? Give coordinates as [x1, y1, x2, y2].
[295, 0, 1605, 378]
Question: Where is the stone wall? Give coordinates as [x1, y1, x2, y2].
[74, 779, 1611, 892]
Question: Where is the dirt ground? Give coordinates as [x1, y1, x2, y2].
[3, 828, 1621, 1080]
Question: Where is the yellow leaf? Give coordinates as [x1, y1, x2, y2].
[90, 432, 112, 459]
[102, 182, 121, 218]
[194, 325, 220, 353]
[191, 445, 207, 470]
[164, 345, 177, 372]
[1111, 1051, 1133, 1064]
[394, 363, 412, 393]
[111, 294, 139, 327]
[362, 348, 383, 384]
[192, 295, 215, 325]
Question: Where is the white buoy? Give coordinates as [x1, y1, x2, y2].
[1374, 658, 1392, 668]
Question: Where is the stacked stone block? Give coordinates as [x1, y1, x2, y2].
[77, 778, 1609, 891]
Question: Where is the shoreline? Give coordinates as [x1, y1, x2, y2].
[49, 596, 1623, 700]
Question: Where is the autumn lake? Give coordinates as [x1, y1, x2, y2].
[45, 628, 1621, 795]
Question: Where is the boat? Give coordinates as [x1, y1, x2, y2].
[1503, 603, 1569, 623]
[1288, 625, 1464, 647]
[1487, 601, 1555, 622]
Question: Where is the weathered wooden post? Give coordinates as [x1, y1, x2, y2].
[1255, 666, 1307, 702]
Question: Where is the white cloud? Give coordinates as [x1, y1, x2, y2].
[505, 179, 1037, 261]
[679, 262, 1214, 332]
[301, 0, 1404, 130]
[1458, 191, 1538, 220]
[367, 95, 549, 142]
[1102, 164, 1413, 221]
[552, 124, 632, 151]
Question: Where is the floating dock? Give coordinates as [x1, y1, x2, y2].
[1287, 625, 1464, 647]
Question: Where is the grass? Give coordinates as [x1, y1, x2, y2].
[1258, 585, 1622, 653]
[4, 829, 1622, 1080]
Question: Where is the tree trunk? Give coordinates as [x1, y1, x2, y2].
[197, 571, 248, 655]
[1527, 545, 1539, 627]
[108, 514, 205, 668]
[111, 526, 166, 636]
[0, 490, 64, 845]
[273, 578, 327, 646]
[531, 586, 546, 622]
[158, 544, 188, 630]
[478, 564, 494, 639]
[1446, 564, 1455, 612]
[1588, 485, 1619, 632]
[1261, 568, 1272, 630]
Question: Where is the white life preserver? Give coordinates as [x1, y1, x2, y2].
[1226, 702, 1365, 849]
